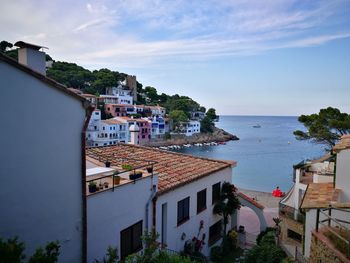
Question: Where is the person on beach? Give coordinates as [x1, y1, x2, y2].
[272, 186, 284, 197]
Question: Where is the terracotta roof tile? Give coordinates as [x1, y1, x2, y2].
[86, 144, 234, 195]
[301, 183, 341, 209]
[333, 135, 350, 152]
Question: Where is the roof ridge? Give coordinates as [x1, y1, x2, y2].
[114, 143, 235, 166]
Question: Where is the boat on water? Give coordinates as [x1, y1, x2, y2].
[253, 124, 261, 128]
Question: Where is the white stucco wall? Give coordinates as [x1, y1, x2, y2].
[335, 149, 350, 202]
[87, 175, 157, 262]
[0, 62, 86, 262]
[155, 167, 232, 256]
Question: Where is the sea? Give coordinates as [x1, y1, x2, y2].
[171, 115, 325, 193]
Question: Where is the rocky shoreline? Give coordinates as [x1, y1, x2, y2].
[145, 127, 239, 147]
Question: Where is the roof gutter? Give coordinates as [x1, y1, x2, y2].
[81, 105, 94, 263]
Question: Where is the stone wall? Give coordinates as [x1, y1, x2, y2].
[280, 214, 304, 246]
[309, 230, 350, 263]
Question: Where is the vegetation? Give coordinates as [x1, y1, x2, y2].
[0, 237, 60, 263]
[94, 247, 119, 263]
[124, 230, 197, 263]
[200, 108, 217, 133]
[213, 182, 241, 236]
[1, 39, 218, 133]
[294, 107, 350, 149]
[244, 231, 286, 263]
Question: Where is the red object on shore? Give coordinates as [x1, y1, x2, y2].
[272, 187, 284, 197]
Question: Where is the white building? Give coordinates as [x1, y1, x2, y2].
[279, 154, 335, 256]
[0, 41, 91, 262]
[299, 135, 350, 261]
[179, 120, 201, 136]
[105, 84, 133, 105]
[85, 144, 236, 260]
[86, 110, 128, 147]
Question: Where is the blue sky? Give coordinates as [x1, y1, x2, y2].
[1, 0, 350, 115]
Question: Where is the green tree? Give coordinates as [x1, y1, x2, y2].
[213, 182, 240, 239]
[169, 110, 188, 130]
[94, 247, 118, 263]
[0, 40, 13, 52]
[200, 116, 214, 133]
[294, 107, 350, 149]
[206, 108, 217, 121]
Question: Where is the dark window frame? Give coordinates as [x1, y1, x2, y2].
[120, 220, 143, 259]
[212, 182, 221, 204]
[209, 220, 222, 246]
[177, 197, 190, 226]
[197, 189, 207, 214]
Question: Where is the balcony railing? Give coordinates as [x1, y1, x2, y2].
[316, 207, 350, 259]
[86, 157, 157, 196]
[279, 204, 305, 223]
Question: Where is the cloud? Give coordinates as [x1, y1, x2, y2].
[0, 0, 349, 69]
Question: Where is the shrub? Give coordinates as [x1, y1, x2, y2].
[210, 246, 223, 262]
[0, 237, 25, 263]
[28, 241, 60, 263]
[121, 164, 133, 171]
[256, 227, 274, 245]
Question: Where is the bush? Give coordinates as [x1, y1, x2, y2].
[0, 237, 25, 263]
[210, 246, 223, 262]
[245, 244, 286, 263]
[256, 227, 274, 245]
[28, 241, 60, 263]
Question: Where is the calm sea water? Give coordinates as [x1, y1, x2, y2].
[172, 115, 325, 192]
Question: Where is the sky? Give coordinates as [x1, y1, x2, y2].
[1, 0, 350, 116]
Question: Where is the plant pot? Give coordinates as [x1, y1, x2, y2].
[129, 172, 142, 180]
[113, 176, 121, 185]
[105, 161, 111, 167]
[104, 182, 109, 188]
[146, 167, 153, 173]
[88, 184, 97, 193]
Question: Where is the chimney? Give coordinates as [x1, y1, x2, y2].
[14, 41, 48, 75]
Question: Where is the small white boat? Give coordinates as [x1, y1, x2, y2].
[253, 124, 261, 128]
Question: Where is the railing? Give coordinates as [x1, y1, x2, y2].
[86, 157, 157, 196]
[279, 204, 305, 223]
[316, 206, 350, 259]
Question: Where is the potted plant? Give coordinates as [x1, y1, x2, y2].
[129, 170, 143, 180]
[88, 181, 97, 193]
[113, 174, 121, 185]
[146, 166, 153, 173]
[103, 182, 109, 188]
[105, 161, 111, 167]
[122, 164, 133, 171]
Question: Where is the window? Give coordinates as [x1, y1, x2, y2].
[197, 189, 207, 214]
[103, 127, 105, 130]
[287, 229, 302, 242]
[120, 221, 143, 259]
[212, 182, 221, 204]
[177, 197, 190, 225]
[209, 220, 222, 245]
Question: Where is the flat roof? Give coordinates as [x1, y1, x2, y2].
[86, 144, 235, 195]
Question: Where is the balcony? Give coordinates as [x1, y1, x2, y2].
[86, 158, 157, 196]
[279, 203, 305, 223]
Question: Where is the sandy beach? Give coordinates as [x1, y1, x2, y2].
[236, 188, 282, 245]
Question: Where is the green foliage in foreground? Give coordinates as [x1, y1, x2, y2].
[244, 231, 286, 263]
[0, 237, 60, 263]
[294, 107, 350, 149]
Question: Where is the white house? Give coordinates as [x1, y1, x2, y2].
[105, 83, 134, 105]
[145, 116, 166, 139]
[85, 144, 236, 260]
[299, 135, 350, 261]
[0, 42, 92, 262]
[86, 110, 128, 147]
[177, 120, 201, 136]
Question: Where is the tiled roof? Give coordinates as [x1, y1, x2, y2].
[333, 135, 350, 152]
[301, 183, 341, 209]
[102, 119, 124, 125]
[86, 144, 234, 195]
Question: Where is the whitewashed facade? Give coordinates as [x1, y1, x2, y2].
[0, 44, 89, 262]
